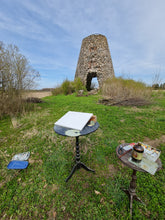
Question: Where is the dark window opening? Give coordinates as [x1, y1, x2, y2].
[86, 72, 97, 91]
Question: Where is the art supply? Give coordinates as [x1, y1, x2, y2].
[55, 111, 93, 131]
[7, 161, 29, 169]
[89, 115, 97, 123]
[132, 143, 144, 162]
[65, 130, 80, 137]
[12, 152, 30, 161]
[119, 149, 132, 158]
[129, 157, 158, 175]
[139, 142, 161, 162]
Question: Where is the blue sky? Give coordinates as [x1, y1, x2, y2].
[1, 0, 165, 89]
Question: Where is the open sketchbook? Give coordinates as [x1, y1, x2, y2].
[54, 111, 93, 131]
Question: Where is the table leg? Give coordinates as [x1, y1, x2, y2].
[122, 169, 144, 217]
[65, 136, 95, 182]
[65, 163, 78, 182]
[80, 162, 95, 172]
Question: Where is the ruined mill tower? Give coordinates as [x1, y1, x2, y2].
[75, 34, 115, 90]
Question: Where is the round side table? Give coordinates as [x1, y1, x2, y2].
[54, 122, 99, 182]
[116, 143, 162, 217]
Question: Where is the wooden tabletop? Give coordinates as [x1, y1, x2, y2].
[116, 143, 162, 172]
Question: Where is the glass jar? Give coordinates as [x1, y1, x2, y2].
[132, 143, 144, 162]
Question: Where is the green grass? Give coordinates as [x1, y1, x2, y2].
[0, 92, 165, 219]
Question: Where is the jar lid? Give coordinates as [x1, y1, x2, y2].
[133, 143, 144, 152]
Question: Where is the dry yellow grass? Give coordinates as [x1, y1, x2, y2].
[102, 77, 151, 100]
[24, 91, 52, 98]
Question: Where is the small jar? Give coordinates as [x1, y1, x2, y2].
[132, 143, 144, 162]
[90, 115, 97, 123]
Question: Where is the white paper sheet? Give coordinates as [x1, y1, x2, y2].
[54, 111, 93, 131]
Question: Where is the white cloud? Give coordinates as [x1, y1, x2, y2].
[0, 0, 165, 88]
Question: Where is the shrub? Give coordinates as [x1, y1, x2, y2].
[101, 77, 152, 100]
[52, 86, 63, 96]
[152, 84, 159, 90]
[61, 79, 74, 95]
[52, 78, 87, 96]
[73, 78, 86, 92]
[0, 92, 34, 118]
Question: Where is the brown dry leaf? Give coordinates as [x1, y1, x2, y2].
[135, 116, 143, 120]
[51, 184, 59, 192]
[22, 183, 26, 187]
[44, 184, 48, 189]
[118, 140, 125, 144]
[94, 190, 101, 195]
[37, 159, 43, 164]
[11, 117, 18, 128]
[100, 197, 104, 203]
[53, 211, 57, 218]
[83, 145, 88, 154]
[29, 158, 35, 164]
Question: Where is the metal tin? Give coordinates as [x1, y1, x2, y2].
[132, 143, 144, 162]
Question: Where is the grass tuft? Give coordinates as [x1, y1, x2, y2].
[101, 77, 152, 102]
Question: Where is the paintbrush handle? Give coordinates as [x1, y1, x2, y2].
[119, 148, 132, 158]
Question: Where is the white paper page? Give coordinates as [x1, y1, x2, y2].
[55, 111, 93, 131]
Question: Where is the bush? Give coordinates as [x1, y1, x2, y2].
[152, 84, 159, 90]
[0, 92, 34, 118]
[61, 79, 74, 95]
[101, 77, 152, 100]
[52, 86, 63, 96]
[52, 78, 86, 96]
[73, 78, 86, 92]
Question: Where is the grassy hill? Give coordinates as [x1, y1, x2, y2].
[0, 92, 165, 219]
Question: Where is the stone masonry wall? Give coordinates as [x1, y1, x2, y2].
[75, 34, 115, 90]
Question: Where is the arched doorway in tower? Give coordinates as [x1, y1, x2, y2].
[86, 72, 99, 91]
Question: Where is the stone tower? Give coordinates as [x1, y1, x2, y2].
[75, 34, 115, 90]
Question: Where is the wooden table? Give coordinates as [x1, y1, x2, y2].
[116, 143, 162, 217]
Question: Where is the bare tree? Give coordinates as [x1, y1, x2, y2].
[0, 41, 40, 96]
[152, 70, 162, 86]
[0, 41, 40, 117]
